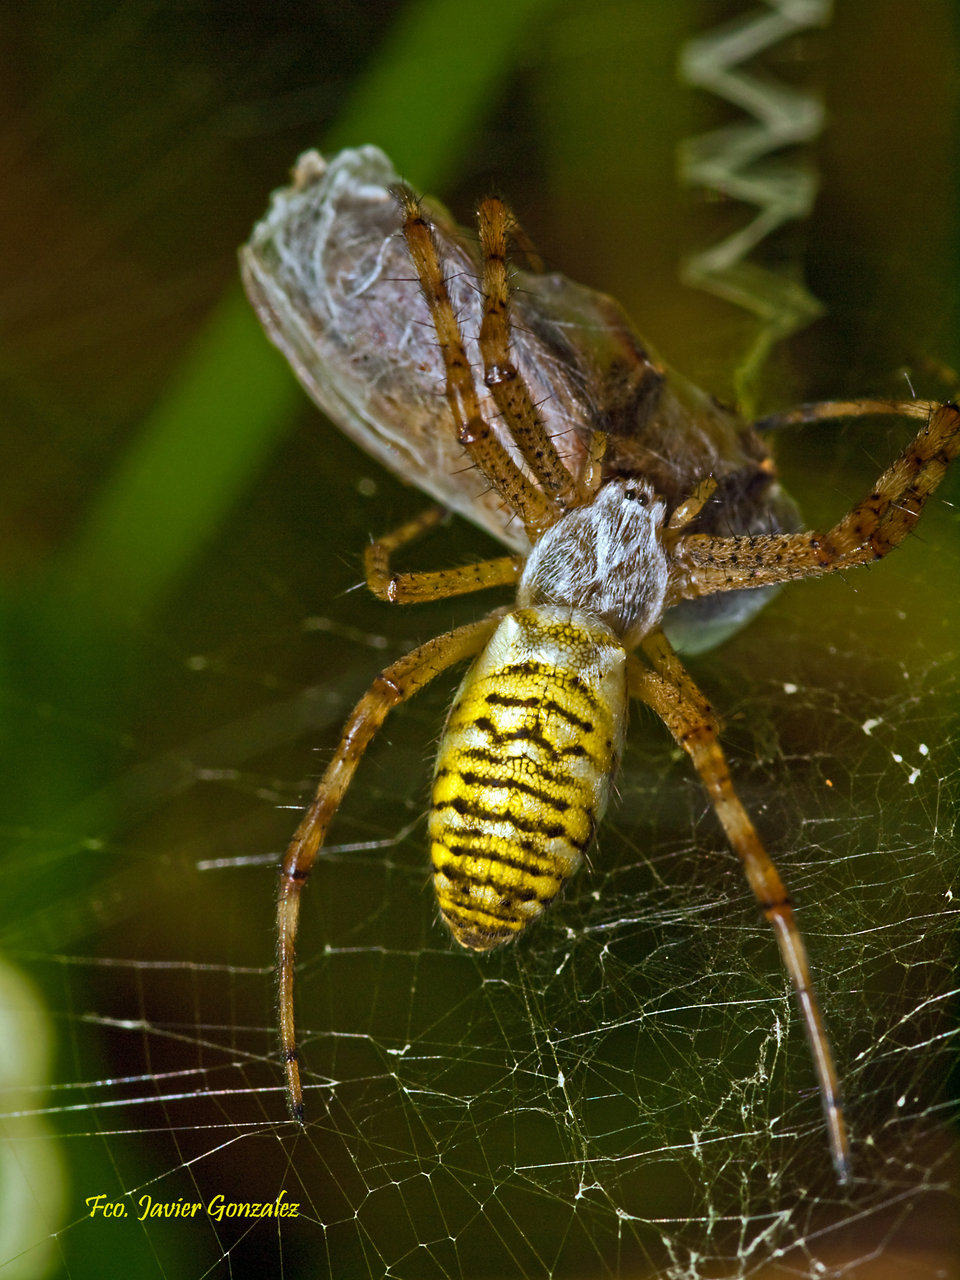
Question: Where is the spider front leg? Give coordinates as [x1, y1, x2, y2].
[475, 197, 586, 510]
[629, 629, 850, 1183]
[277, 614, 501, 1121]
[395, 187, 560, 539]
[673, 401, 960, 599]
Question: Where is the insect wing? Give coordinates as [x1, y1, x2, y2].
[242, 147, 539, 551]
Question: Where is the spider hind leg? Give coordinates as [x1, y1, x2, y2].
[629, 629, 850, 1184]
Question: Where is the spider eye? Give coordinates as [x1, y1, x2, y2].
[625, 487, 647, 505]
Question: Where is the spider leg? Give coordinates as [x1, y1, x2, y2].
[364, 504, 522, 604]
[476, 197, 586, 509]
[755, 397, 937, 433]
[629, 629, 850, 1183]
[395, 186, 558, 539]
[665, 476, 719, 535]
[482, 197, 544, 273]
[278, 613, 502, 1122]
[672, 401, 960, 600]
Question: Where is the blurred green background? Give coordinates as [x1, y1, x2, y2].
[1, 2, 958, 1278]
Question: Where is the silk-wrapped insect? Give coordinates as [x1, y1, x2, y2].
[241, 145, 960, 1183]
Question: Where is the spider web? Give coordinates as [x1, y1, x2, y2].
[2, 2, 959, 1278]
[6, 415, 958, 1280]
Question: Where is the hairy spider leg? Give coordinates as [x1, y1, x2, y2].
[664, 477, 719, 538]
[630, 629, 850, 1184]
[754, 397, 939, 433]
[395, 186, 569, 539]
[673, 402, 960, 599]
[476, 197, 584, 510]
[277, 614, 502, 1121]
[481, 196, 544, 274]
[364, 504, 522, 605]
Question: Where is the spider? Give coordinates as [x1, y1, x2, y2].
[241, 147, 960, 1184]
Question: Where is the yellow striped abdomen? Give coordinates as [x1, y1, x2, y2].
[429, 607, 628, 951]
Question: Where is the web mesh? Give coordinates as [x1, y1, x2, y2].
[11, 477, 958, 1278]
